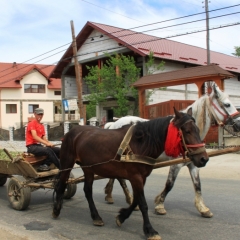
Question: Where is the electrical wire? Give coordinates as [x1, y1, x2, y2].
[0, 21, 239, 86]
[1, 3, 239, 75]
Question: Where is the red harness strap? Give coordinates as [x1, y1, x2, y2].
[165, 122, 184, 158]
[165, 122, 205, 158]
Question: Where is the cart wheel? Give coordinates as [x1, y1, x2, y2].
[7, 176, 31, 210]
[0, 176, 7, 186]
[64, 172, 77, 199]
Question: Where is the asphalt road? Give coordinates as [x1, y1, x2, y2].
[0, 153, 239, 240]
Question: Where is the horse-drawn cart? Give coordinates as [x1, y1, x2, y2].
[1, 145, 239, 211]
[0, 149, 77, 210]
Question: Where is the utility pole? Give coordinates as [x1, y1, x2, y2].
[205, 0, 210, 64]
[70, 20, 85, 125]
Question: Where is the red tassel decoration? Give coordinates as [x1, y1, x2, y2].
[165, 122, 183, 157]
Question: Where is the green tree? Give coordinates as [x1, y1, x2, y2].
[232, 46, 240, 57]
[85, 54, 140, 118]
[145, 51, 165, 75]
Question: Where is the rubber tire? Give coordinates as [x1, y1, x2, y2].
[0, 176, 7, 186]
[64, 172, 77, 199]
[7, 176, 31, 210]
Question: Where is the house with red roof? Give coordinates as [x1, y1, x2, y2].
[50, 21, 240, 124]
[0, 62, 61, 130]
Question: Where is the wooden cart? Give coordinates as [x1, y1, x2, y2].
[0, 149, 77, 210]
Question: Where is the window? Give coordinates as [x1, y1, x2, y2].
[28, 104, 39, 113]
[24, 84, 45, 93]
[6, 104, 17, 113]
[54, 91, 61, 95]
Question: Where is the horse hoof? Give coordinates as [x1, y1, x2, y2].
[147, 234, 162, 240]
[201, 210, 213, 218]
[105, 196, 114, 204]
[52, 212, 59, 219]
[116, 216, 122, 227]
[134, 205, 139, 211]
[155, 208, 167, 215]
[93, 219, 104, 226]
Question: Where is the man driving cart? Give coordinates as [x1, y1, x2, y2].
[26, 108, 60, 171]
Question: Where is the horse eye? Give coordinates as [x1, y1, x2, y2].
[224, 103, 230, 108]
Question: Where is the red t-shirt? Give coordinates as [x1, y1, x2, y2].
[26, 120, 45, 146]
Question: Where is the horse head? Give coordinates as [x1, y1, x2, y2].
[211, 84, 240, 132]
[173, 107, 209, 168]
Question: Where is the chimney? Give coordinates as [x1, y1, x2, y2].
[12, 62, 16, 67]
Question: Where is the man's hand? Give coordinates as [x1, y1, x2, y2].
[45, 142, 54, 147]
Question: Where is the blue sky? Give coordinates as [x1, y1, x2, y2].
[0, 0, 240, 65]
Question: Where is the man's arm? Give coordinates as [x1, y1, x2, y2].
[31, 130, 53, 147]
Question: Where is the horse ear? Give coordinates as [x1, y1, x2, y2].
[173, 107, 181, 119]
[187, 107, 192, 116]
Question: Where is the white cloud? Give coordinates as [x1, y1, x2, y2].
[0, 0, 239, 64]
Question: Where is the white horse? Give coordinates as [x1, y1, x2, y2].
[104, 83, 240, 217]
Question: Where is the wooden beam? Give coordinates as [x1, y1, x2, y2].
[153, 146, 240, 169]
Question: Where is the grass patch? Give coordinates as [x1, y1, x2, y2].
[0, 149, 20, 160]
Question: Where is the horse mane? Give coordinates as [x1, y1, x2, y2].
[182, 95, 208, 138]
[132, 116, 173, 157]
[183, 86, 228, 138]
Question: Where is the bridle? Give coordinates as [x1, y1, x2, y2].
[206, 92, 240, 136]
[175, 118, 206, 159]
[208, 96, 240, 126]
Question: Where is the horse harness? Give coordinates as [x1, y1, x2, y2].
[115, 120, 206, 166]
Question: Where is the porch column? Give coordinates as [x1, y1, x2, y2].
[43, 123, 48, 139]
[139, 88, 146, 118]
[64, 122, 70, 134]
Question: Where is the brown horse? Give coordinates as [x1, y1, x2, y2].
[53, 108, 209, 240]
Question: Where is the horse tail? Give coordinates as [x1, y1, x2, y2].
[52, 172, 61, 203]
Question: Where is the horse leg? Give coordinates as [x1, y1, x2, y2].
[105, 178, 135, 207]
[84, 170, 104, 226]
[117, 179, 133, 205]
[116, 176, 161, 240]
[187, 163, 213, 218]
[52, 169, 71, 218]
[155, 164, 183, 215]
[104, 178, 115, 204]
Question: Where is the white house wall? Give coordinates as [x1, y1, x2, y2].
[63, 76, 78, 99]
[0, 70, 60, 130]
[76, 30, 126, 62]
[224, 77, 240, 106]
[148, 61, 199, 105]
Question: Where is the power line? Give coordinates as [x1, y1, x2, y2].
[1, 3, 239, 74]
[1, 21, 239, 85]
[80, 0, 146, 24]
[0, 43, 71, 74]
[1, 12, 239, 81]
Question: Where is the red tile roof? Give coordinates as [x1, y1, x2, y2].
[133, 64, 234, 88]
[0, 62, 61, 89]
[50, 21, 240, 78]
